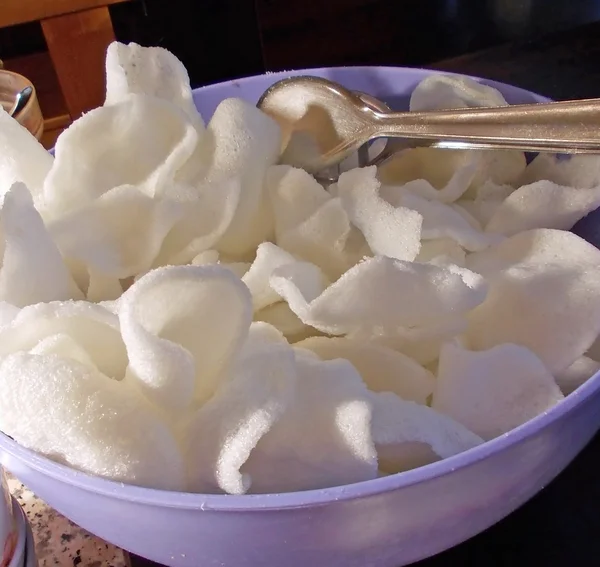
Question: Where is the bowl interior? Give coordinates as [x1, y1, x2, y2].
[2, 66, 599, 512]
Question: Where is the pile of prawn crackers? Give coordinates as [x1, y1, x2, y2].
[0, 42, 600, 495]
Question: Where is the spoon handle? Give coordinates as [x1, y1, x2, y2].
[377, 98, 600, 153]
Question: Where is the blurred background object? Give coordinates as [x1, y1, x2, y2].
[0, 0, 129, 148]
[2, 0, 600, 147]
[0, 70, 43, 139]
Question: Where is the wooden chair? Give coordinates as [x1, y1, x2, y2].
[1, 0, 130, 146]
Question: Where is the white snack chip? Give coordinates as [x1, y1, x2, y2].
[254, 301, 316, 342]
[245, 321, 288, 346]
[0, 183, 82, 306]
[279, 197, 366, 280]
[5, 40, 600, 497]
[49, 184, 183, 280]
[475, 179, 515, 202]
[86, 270, 123, 302]
[105, 41, 203, 129]
[242, 356, 377, 493]
[466, 229, 600, 373]
[272, 255, 487, 335]
[370, 391, 484, 473]
[190, 249, 220, 266]
[184, 338, 296, 494]
[0, 300, 128, 380]
[119, 265, 253, 412]
[43, 94, 198, 215]
[380, 148, 525, 200]
[295, 336, 435, 404]
[456, 199, 499, 228]
[222, 261, 251, 279]
[519, 154, 600, 189]
[269, 260, 328, 323]
[456, 179, 515, 227]
[205, 99, 281, 257]
[360, 315, 468, 366]
[154, 177, 241, 266]
[555, 356, 600, 396]
[450, 202, 483, 230]
[410, 74, 508, 111]
[0, 301, 19, 329]
[586, 335, 600, 362]
[433, 342, 564, 440]
[379, 149, 479, 203]
[397, 190, 502, 252]
[242, 242, 298, 311]
[485, 180, 600, 236]
[337, 166, 422, 261]
[0, 107, 53, 204]
[30, 332, 97, 368]
[268, 165, 331, 236]
[269, 166, 368, 279]
[472, 151, 526, 193]
[0, 352, 185, 490]
[416, 238, 466, 267]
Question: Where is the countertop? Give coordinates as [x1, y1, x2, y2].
[6, 474, 130, 567]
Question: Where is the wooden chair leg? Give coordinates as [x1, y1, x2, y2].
[41, 6, 115, 119]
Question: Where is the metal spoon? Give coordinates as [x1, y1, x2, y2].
[312, 90, 392, 184]
[8, 86, 33, 118]
[258, 76, 600, 174]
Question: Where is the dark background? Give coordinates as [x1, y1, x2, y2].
[3, 0, 600, 88]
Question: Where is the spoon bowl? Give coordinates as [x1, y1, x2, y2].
[258, 76, 379, 171]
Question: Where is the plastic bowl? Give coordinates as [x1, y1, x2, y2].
[1, 66, 600, 567]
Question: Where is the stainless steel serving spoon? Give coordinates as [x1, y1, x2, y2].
[258, 76, 600, 176]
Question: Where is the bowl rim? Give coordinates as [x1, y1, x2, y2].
[2, 370, 598, 510]
[188, 64, 550, 115]
[2, 64, 598, 511]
